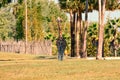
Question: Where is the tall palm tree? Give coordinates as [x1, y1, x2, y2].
[96, 0, 120, 59]
[70, 10, 76, 57]
[82, 0, 88, 58]
[97, 0, 106, 59]
[97, 0, 102, 59]
[59, 0, 79, 57]
[76, 0, 87, 58]
[59, 0, 95, 58]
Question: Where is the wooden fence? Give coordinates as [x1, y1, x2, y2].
[0, 40, 52, 55]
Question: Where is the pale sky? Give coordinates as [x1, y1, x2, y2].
[54, 0, 58, 3]
[82, 10, 120, 23]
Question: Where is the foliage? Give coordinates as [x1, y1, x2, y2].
[104, 18, 120, 56]
[0, 0, 68, 55]
[43, 1, 68, 40]
[27, 0, 44, 41]
[14, 3, 25, 41]
[18, 0, 23, 4]
[90, 0, 120, 11]
[12, 0, 68, 55]
[14, 0, 68, 42]
[0, 6, 16, 40]
[87, 23, 98, 56]
[41, 1, 68, 55]
[14, 0, 45, 41]
[59, 0, 94, 12]
[87, 18, 120, 57]
[0, 0, 8, 7]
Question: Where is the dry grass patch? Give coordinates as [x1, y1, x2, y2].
[0, 52, 120, 80]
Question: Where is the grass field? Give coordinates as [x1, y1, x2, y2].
[0, 52, 120, 80]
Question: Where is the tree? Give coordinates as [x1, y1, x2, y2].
[0, 0, 8, 7]
[58, 0, 94, 57]
[105, 18, 120, 56]
[59, 0, 76, 57]
[0, 5, 16, 40]
[97, 0, 106, 59]
[14, 0, 48, 41]
[97, 0, 120, 59]
[82, 0, 88, 58]
[87, 23, 98, 56]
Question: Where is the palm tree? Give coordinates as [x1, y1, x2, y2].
[59, 0, 95, 58]
[97, 0, 106, 59]
[70, 10, 76, 57]
[97, 0, 120, 59]
[82, 0, 88, 58]
[59, 0, 79, 57]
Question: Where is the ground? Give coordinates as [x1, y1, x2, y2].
[0, 52, 120, 80]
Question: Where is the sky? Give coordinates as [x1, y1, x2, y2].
[82, 10, 120, 23]
[54, 0, 58, 3]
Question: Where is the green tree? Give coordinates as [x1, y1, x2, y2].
[14, 0, 46, 41]
[0, 5, 16, 40]
[87, 23, 98, 56]
[28, 0, 44, 41]
[0, 0, 8, 7]
[105, 18, 120, 56]
[12, 2, 25, 41]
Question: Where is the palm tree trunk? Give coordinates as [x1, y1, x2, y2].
[78, 8, 83, 58]
[76, 8, 82, 58]
[101, 0, 106, 57]
[97, 0, 102, 59]
[82, 0, 88, 58]
[97, 0, 106, 59]
[70, 10, 76, 57]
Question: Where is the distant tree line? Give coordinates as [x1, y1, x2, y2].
[0, 0, 68, 41]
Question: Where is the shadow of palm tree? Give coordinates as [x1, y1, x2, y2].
[0, 59, 14, 61]
[35, 56, 57, 60]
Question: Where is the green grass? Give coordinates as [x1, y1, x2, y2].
[0, 52, 120, 80]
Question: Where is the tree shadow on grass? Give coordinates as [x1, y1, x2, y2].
[35, 56, 57, 60]
[0, 59, 14, 61]
[0, 58, 26, 61]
